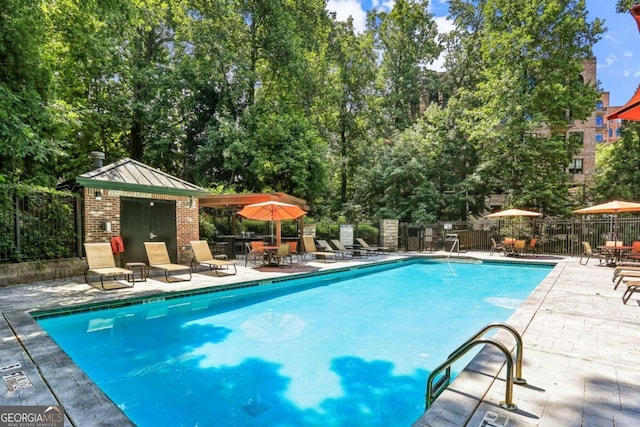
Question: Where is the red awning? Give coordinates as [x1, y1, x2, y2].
[632, 4, 640, 33]
[607, 84, 640, 121]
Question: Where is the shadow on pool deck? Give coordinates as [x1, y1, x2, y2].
[1, 252, 640, 426]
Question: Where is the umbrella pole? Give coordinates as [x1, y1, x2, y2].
[276, 221, 282, 246]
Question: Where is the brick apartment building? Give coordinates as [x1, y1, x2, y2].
[566, 58, 622, 196]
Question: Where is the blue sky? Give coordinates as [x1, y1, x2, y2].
[326, 0, 640, 107]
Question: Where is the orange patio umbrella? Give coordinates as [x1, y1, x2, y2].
[237, 201, 306, 245]
[572, 200, 640, 241]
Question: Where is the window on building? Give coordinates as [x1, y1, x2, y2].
[596, 100, 603, 110]
[569, 158, 583, 175]
[616, 128, 621, 137]
[609, 128, 613, 138]
[595, 115, 603, 126]
[595, 133, 603, 142]
[568, 131, 583, 146]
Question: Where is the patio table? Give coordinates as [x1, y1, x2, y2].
[598, 245, 632, 266]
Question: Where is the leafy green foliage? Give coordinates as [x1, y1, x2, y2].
[0, 0, 613, 226]
[593, 123, 640, 201]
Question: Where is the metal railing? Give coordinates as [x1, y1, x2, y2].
[425, 323, 526, 412]
[0, 188, 79, 263]
[401, 216, 640, 256]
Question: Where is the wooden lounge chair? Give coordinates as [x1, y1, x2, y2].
[189, 240, 237, 276]
[356, 237, 390, 255]
[83, 242, 136, 289]
[302, 236, 337, 262]
[330, 239, 367, 258]
[144, 242, 192, 282]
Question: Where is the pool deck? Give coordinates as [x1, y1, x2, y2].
[0, 251, 639, 426]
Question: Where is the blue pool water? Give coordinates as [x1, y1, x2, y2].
[37, 259, 552, 427]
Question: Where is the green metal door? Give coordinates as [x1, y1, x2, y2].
[121, 198, 177, 264]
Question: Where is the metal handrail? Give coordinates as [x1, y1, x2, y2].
[453, 322, 526, 384]
[446, 239, 459, 259]
[425, 323, 526, 412]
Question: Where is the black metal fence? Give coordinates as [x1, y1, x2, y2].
[399, 216, 640, 256]
[0, 186, 80, 263]
[4, 185, 640, 265]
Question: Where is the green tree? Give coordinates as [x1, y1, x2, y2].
[354, 105, 460, 223]
[373, 0, 442, 131]
[593, 123, 640, 200]
[323, 17, 377, 208]
[616, 0, 638, 13]
[447, 0, 603, 216]
[0, 0, 70, 184]
[181, 0, 332, 209]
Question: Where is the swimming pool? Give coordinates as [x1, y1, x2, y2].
[36, 259, 552, 426]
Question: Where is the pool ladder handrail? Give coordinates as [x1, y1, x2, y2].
[446, 238, 459, 259]
[425, 322, 526, 412]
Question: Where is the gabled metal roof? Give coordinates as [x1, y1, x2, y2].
[74, 158, 209, 197]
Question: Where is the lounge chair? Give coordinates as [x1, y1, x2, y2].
[579, 242, 606, 266]
[356, 238, 390, 255]
[83, 242, 136, 289]
[302, 236, 337, 262]
[144, 242, 192, 282]
[613, 270, 640, 289]
[489, 238, 504, 256]
[621, 279, 640, 304]
[330, 239, 367, 258]
[316, 239, 351, 259]
[189, 240, 237, 276]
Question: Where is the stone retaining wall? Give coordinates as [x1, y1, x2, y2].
[0, 258, 86, 287]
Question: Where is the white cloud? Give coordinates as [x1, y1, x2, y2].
[428, 16, 455, 72]
[598, 54, 617, 69]
[327, 0, 454, 71]
[372, 0, 395, 12]
[326, 0, 368, 33]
